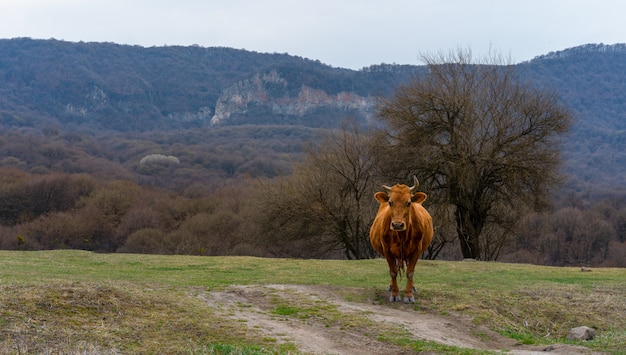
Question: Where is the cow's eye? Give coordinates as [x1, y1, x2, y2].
[388, 201, 394, 207]
[406, 201, 411, 206]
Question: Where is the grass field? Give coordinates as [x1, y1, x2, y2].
[1, 250, 625, 354]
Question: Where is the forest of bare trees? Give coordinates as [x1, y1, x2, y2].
[1, 159, 624, 267]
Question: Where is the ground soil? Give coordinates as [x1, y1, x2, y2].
[197, 284, 603, 354]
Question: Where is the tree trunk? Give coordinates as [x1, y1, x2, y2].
[455, 205, 482, 259]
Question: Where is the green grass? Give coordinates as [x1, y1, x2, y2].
[1, 250, 625, 353]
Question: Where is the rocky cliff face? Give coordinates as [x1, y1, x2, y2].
[210, 70, 374, 126]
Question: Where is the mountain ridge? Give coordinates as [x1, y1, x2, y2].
[2, 38, 626, 192]
[1, 37, 363, 130]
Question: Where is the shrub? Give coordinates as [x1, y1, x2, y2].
[24, 206, 114, 251]
[0, 180, 30, 225]
[27, 173, 97, 216]
[139, 154, 180, 166]
[137, 154, 180, 175]
[86, 180, 142, 224]
[117, 228, 168, 254]
[0, 225, 41, 250]
[113, 204, 174, 248]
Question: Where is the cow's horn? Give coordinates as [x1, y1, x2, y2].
[382, 184, 392, 192]
[409, 176, 420, 193]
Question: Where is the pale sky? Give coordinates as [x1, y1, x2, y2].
[1, 0, 625, 70]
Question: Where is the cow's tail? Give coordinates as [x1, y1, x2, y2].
[395, 258, 405, 278]
[396, 237, 406, 277]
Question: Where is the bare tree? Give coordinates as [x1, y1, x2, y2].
[547, 208, 614, 265]
[376, 49, 572, 260]
[257, 123, 379, 259]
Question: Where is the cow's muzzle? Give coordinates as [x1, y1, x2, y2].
[391, 222, 406, 231]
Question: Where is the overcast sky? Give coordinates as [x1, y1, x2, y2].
[1, 0, 624, 70]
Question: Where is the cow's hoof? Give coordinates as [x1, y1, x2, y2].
[389, 295, 402, 302]
[403, 296, 415, 304]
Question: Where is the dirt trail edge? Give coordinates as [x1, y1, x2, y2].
[197, 284, 602, 355]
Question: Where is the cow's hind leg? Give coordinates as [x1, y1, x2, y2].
[386, 258, 401, 302]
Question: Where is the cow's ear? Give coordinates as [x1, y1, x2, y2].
[412, 192, 427, 204]
[374, 191, 389, 203]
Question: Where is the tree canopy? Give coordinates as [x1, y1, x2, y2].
[376, 49, 572, 260]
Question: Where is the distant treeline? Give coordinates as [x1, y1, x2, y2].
[0, 127, 625, 266]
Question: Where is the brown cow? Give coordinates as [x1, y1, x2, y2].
[369, 176, 433, 303]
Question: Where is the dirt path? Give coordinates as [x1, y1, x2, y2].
[197, 284, 602, 354]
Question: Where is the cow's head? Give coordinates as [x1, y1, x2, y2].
[374, 176, 427, 231]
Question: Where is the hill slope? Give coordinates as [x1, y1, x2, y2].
[2, 39, 626, 192]
[521, 44, 626, 190]
[0, 38, 414, 130]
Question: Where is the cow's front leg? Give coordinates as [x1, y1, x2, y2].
[403, 254, 421, 303]
[386, 258, 401, 302]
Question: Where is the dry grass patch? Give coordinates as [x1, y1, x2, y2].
[419, 280, 626, 352]
[0, 282, 272, 354]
